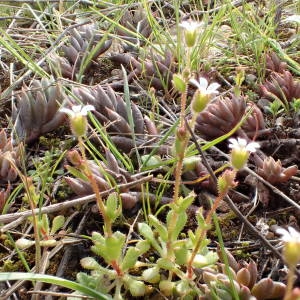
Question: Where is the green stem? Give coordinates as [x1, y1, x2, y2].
[167, 88, 189, 257]
[186, 190, 227, 278]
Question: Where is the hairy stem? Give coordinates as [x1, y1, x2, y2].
[78, 137, 112, 237]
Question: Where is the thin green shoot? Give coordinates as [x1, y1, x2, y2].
[122, 65, 141, 166]
[0, 29, 48, 77]
[89, 114, 134, 172]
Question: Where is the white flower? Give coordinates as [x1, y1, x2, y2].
[190, 77, 220, 97]
[228, 137, 260, 153]
[228, 138, 260, 170]
[60, 104, 95, 117]
[179, 20, 202, 32]
[179, 20, 202, 47]
[60, 104, 95, 137]
[276, 226, 300, 267]
[276, 226, 300, 243]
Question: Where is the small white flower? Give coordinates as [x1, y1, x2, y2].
[190, 77, 220, 97]
[228, 137, 260, 153]
[276, 226, 300, 267]
[179, 20, 202, 32]
[179, 20, 202, 47]
[60, 104, 95, 137]
[60, 104, 95, 117]
[276, 226, 300, 243]
[228, 138, 260, 170]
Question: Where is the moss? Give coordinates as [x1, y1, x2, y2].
[267, 218, 277, 226]
[234, 250, 251, 260]
[1, 259, 25, 272]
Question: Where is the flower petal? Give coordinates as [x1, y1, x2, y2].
[207, 83, 221, 93]
[288, 226, 300, 241]
[246, 142, 260, 153]
[237, 138, 247, 147]
[72, 105, 83, 113]
[228, 138, 239, 149]
[199, 77, 209, 90]
[276, 228, 290, 241]
[81, 105, 95, 115]
[189, 78, 201, 90]
[59, 107, 74, 116]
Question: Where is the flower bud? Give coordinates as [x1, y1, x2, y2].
[39, 239, 58, 247]
[191, 90, 210, 114]
[15, 238, 35, 249]
[173, 74, 186, 92]
[217, 169, 238, 194]
[174, 127, 188, 156]
[67, 149, 82, 166]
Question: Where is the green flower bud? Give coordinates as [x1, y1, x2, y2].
[217, 169, 238, 194]
[191, 90, 210, 114]
[70, 115, 88, 137]
[173, 74, 186, 92]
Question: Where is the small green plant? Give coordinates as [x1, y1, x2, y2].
[72, 20, 262, 300]
[291, 98, 300, 114]
[15, 214, 65, 249]
[266, 99, 285, 119]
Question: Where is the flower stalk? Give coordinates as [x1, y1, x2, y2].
[61, 105, 113, 236]
[187, 169, 237, 279]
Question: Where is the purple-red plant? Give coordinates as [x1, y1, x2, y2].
[195, 94, 265, 140]
[257, 156, 298, 184]
[260, 71, 300, 103]
[110, 50, 176, 91]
